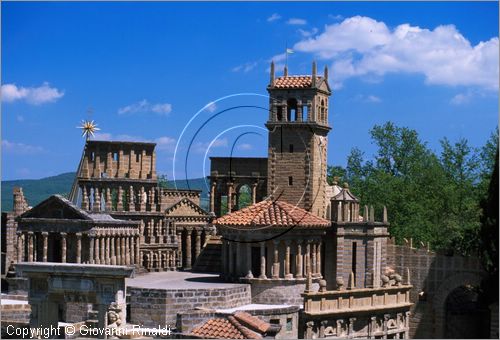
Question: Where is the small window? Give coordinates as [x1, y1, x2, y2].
[136, 153, 140, 163]
[90, 152, 95, 161]
[113, 152, 118, 161]
[303, 105, 309, 121]
[288, 176, 293, 186]
[286, 318, 293, 331]
[352, 242, 357, 286]
[289, 144, 294, 153]
[270, 319, 280, 325]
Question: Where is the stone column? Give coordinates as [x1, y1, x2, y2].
[305, 241, 311, 276]
[100, 234, 105, 265]
[130, 236, 135, 265]
[32, 233, 37, 262]
[61, 232, 67, 263]
[210, 181, 216, 213]
[109, 235, 115, 265]
[177, 232, 182, 267]
[296, 241, 303, 279]
[251, 182, 257, 204]
[185, 229, 192, 270]
[135, 235, 140, 266]
[117, 186, 124, 211]
[272, 240, 280, 279]
[259, 241, 267, 279]
[82, 186, 89, 210]
[93, 187, 101, 212]
[129, 186, 135, 212]
[311, 242, 317, 276]
[125, 235, 131, 265]
[17, 232, 24, 262]
[285, 240, 292, 279]
[94, 235, 100, 265]
[316, 241, 322, 277]
[42, 232, 48, 262]
[195, 229, 201, 260]
[121, 235, 126, 265]
[116, 236, 122, 265]
[246, 242, 252, 278]
[105, 235, 110, 265]
[76, 233, 82, 264]
[227, 182, 234, 213]
[89, 235, 95, 264]
[105, 187, 112, 211]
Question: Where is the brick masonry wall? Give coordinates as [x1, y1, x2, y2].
[250, 279, 319, 306]
[387, 242, 486, 338]
[128, 285, 251, 328]
[65, 302, 93, 323]
[1, 303, 31, 323]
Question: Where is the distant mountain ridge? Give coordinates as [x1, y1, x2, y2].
[2, 173, 209, 212]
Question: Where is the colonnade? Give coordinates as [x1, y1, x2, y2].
[210, 180, 260, 214]
[142, 249, 177, 271]
[16, 228, 140, 266]
[175, 226, 208, 270]
[222, 238, 323, 280]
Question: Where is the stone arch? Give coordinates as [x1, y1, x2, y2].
[433, 272, 486, 338]
[236, 183, 252, 210]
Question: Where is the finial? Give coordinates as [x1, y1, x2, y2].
[336, 276, 344, 291]
[405, 267, 411, 285]
[312, 61, 317, 87]
[305, 270, 313, 293]
[363, 205, 369, 222]
[369, 205, 375, 222]
[324, 65, 328, 81]
[383, 206, 388, 223]
[343, 182, 349, 189]
[270, 61, 275, 85]
[333, 176, 339, 185]
[284, 65, 288, 77]
[77, 120, 100, 141]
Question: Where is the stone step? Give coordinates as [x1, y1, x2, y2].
[192, 236, 222, 273]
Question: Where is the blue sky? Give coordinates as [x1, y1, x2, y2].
[2, 2, 498, 181]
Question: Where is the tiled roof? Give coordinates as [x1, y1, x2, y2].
[233, 312, 271, 334]
[191, 316, 261, 339]
[214, 199, 330, 228]
[272, 75, 323, 89]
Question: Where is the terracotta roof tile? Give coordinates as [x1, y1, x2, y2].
[191, 318, 245, 339]
[233, 312, 271, 334]
[214, 199, 330, 228]
[272, 75, 323, 89]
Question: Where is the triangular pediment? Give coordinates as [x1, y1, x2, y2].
[19, 195, 91, 220]
[318, 78, 331, 93]
[165, 198, 209, 217]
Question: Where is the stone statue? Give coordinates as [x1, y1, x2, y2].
[336, 276, 344, 290]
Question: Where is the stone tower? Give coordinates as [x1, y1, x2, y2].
[266, 61, 332, 218]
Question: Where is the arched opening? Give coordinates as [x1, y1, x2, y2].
[303, 103, 309, 121]
[237, 184, 252, 210]
[444, 285, 490, 338]
[276, 106, 283, 122]
[287, 98, 298, 122]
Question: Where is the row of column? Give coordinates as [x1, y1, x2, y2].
[88, 233, 140, 266]
[224, 239, 322, 279]
[141, 218, 174, 243]
[80, 184, 160, 213]
[272, 100, 313, 123]
[210, 181, 259, 214]
[142, 249, 176, 271]
[176, 227, 205, 270]
[17, 231, 70, 263]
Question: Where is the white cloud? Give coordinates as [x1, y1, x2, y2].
[194, 138, 228, 153]
[118, 99, 172, 116]
[287, 18, 307, 26]
[267, 13, 281, 22]
[2, 140, 44, 154]
[93, 132, 113, 141]
[328, 14, 344, 21]
[232, 61, 258, 73]
[298, 28, 318, 38]
[237, 143, 253, 151]
[293, 16, 499, 90]
[352, 94, 382, 103]
[1, 82, 64, 105]
[155, 136, 176, 152]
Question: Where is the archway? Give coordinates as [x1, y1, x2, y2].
[433, 272, 487, 338]
[444, 285, 490, 338]
[236, 184, 252, 211]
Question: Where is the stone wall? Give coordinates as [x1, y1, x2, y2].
[65, 302, 93, 323]
[387, 242, 486, 338]
[249, 279, 319, 305]
[128, 285, 251, 328]
[1, 302, 31, 323]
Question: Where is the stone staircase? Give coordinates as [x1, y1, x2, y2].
[192, 236, 222, 273]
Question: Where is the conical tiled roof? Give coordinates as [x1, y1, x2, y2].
[214, 199, 330, 228]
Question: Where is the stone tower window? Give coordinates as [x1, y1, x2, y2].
[352, 241, 357, 286]
[90, 152, 95, 161]
[303, 104, 308, 121]
[288, 176, 293, 186]
[113, 152, 118, 162]
[136, 153, 140, 163]
[287, 98, 298, 121]
[276, 106, 283, 122]
[289, 144, 294, 153]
